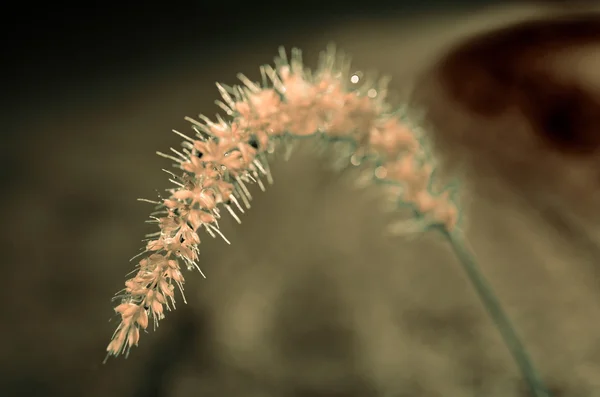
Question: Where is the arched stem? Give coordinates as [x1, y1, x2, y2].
[442, 229, 551, 397]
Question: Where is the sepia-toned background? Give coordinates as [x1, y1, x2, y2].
[2, 1, 600, 396]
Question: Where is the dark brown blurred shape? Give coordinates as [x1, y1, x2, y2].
[438, 13, 600, 155]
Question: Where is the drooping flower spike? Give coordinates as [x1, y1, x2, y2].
[105, 45, 551, 397]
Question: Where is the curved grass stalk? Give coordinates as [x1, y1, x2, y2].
[105, 44, 550, 397]
[443, 230, 550, 397]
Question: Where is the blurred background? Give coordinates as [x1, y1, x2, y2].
[2, 1, 600, 396]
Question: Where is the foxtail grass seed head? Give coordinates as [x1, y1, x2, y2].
[105, 45, 461, 361]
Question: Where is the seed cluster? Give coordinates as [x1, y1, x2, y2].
[106, 46, 459, 359]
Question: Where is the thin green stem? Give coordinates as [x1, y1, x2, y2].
[441, 230, 551, 397]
